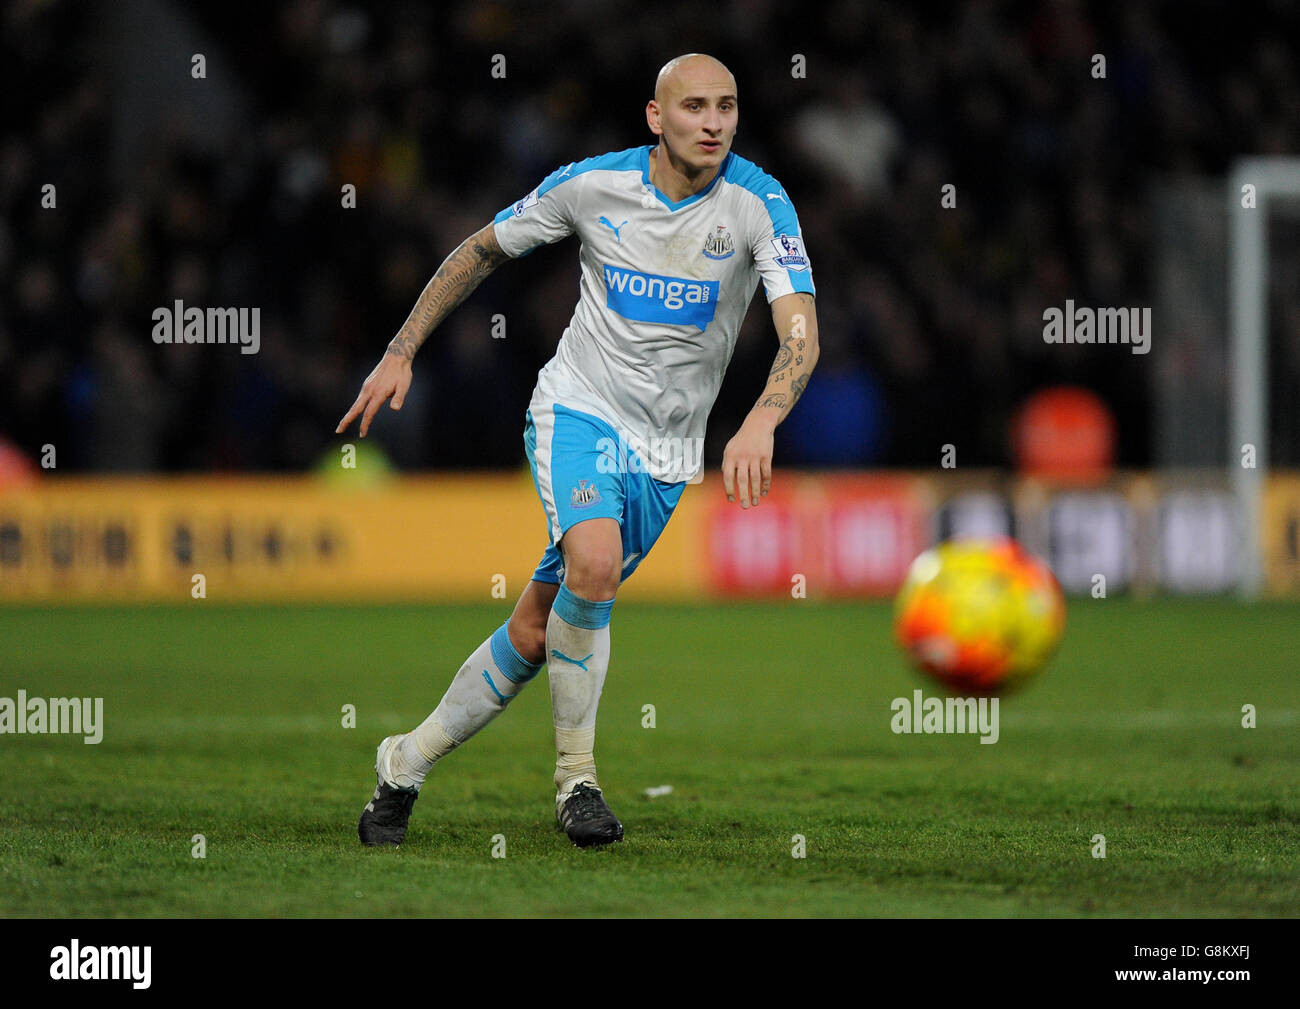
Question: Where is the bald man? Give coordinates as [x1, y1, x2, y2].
[340, 53, 819, 848]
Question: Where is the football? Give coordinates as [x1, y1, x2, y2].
[894, 537, 1066, 695]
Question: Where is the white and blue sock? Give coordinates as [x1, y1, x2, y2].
[388, 621, 542, 789]
[547, 584, 615, 801]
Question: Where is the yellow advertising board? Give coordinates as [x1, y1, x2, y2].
[0, 474, 705, 603]
[1262, 474, 1300, 593]
[3, 471, 1297, 601]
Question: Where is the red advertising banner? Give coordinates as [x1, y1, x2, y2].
[702, 474, 931, 598]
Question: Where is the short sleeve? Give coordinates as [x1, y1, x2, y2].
[750, 180, 816, 302]
[492, 163, 584, 258]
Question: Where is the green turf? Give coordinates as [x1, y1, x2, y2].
[1, 599, 1297, 917]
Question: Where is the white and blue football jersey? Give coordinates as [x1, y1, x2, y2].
[493, 146, 815, 483]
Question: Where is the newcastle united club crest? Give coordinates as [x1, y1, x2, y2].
[570, 479, 601, 508]
[702, 224, 736, 260]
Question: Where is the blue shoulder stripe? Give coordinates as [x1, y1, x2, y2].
[724, 153, 814, 294]
[723, 153, 801, 238]
[493, 148, 645, 224]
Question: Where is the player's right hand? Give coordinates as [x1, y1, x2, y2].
[336, 353, 412, 438]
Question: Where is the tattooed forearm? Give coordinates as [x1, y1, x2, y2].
[766, 325, 809, 381]
[789, 373, 810, 407]
[768, 345, 793, 376]
[751, 301, 819, 423]
[386, 230, 508, 361]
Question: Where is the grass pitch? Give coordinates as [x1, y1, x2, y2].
[1, 599, 1297, 917]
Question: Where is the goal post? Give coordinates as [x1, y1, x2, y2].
[1227, 156, 1300, 598]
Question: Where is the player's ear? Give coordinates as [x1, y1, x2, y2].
[646, 100, 663, 136]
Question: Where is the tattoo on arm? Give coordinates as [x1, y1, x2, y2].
[753, 314, 816, 415]
[386, 232, 508, 361]
[768, 345, 793, 376]
[386, 332, 421, 360]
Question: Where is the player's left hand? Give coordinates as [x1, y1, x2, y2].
[721, 418, 774, 508]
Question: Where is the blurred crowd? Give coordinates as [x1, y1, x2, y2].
[3, 0, 1299, 473]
